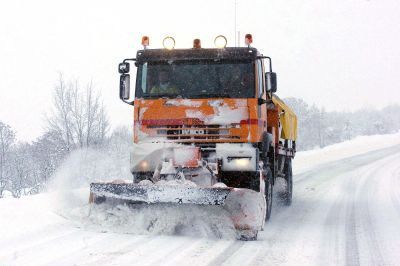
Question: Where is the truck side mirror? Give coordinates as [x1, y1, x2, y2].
[120, 74, 130, 100]
[265, 72, 277, 93]
[118, 62, 130, 74]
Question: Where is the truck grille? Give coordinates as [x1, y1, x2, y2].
[147, 125, 241, 141]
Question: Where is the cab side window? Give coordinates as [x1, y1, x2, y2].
[256, 60, 265, 98]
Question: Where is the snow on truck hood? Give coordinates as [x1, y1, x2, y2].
[136, 98, 249, 125]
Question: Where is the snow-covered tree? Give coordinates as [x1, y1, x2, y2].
[0, 121, 16, 197]
[46, 74, 109, 150]
[284, 98, 400, 151]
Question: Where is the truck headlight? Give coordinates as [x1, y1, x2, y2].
[227, 157, 252, 169]
[139, 160, 149, 171]
[217, 143, 257, 171]
[233, 158, 250, 168]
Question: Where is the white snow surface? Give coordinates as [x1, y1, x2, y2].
[293, 131, 400, 174]
[165, 99, 202, 107]
[185, 100, 248, 125]
[1, 132, 400, 265]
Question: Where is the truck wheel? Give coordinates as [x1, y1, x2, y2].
[283, 158, 293, 206]
[238, 230, 258, 241]
[265, 167, 273, 221]
[132, 172, 152, 183]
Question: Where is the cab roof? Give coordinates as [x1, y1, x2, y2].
[135, 47, 260, 63]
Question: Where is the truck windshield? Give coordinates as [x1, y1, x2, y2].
[135, 60, 255, 99]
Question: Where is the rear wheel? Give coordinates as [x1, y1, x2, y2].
[265, 167, 273, 221]
[283, 158, 293, 206]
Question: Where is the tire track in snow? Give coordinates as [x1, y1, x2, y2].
[110, 235, 220, 266]
[52, 234, 149, 266]
[1, 230, 108, 266]
[343, 153, 400, 266]
[165, 239, 226, 266]
[318, 185, 346, 265]
[0, 226, 79, 259]
[206, 241, 245, 266]
[215, 242, 263, 266]
[86, 236, 184, 266]
[345, 198, 360, 266]
[390, 166, 400, 217]
[148, 238, 205, 266]
[356, 154, 400, 265]
[249, 167, 349, 265]
[142, 237, 204, 266]
[318, 158, 381, 266]
[344, 159, 380, 266]
[250, 146, 400, 266]
[359, 166, 385, 266]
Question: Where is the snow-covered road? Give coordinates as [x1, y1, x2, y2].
[1, 135, 400, 266]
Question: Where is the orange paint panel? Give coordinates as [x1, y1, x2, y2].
[133, 98, 261, 143]
[267, 106, 279, 144]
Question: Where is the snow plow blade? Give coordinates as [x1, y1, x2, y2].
[89, 182, 266, 239]
[89, 182, 232, 205]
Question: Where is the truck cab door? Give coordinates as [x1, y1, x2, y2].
[256, 59, 268, 132]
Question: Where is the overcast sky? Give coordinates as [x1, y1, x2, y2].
[1, 0, 400, 141]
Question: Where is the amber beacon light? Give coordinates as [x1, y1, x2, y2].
[245, 34, 253, 47]
[193, 39, 201, 49]
[163, 36, 176, 50]
[141, 36, 149, 49]
[214, 35, 227, 48]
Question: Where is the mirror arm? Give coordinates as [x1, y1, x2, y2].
[257, 55, 272, 72]
[122, 99, 134, 106]
[123, 58, 136, 63]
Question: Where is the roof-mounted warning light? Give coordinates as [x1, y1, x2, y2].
[245, 34, 253, 47]
[163, 36, 176, 50]
[193, 39, 201, 49]
[141, 36, 149, 49]
[214, 35, 227, 48]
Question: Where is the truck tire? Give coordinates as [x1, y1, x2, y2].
[282, 158, 293, 206]
[219, 171, 260, 192]
[238, 229, 258, 241]
[132, 172, 152, 183]
[265, 167, 273, 221]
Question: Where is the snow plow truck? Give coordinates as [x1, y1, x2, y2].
[89, 35, 297, 240]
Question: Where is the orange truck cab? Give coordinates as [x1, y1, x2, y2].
[118, 38, 297, 213]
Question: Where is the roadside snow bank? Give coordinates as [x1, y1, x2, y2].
[294, 131, 400, 174]
[0, 193, 66, 241]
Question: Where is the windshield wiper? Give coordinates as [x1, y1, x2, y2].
[191, 92, 231, 98]
[142, 93, 181, 99]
